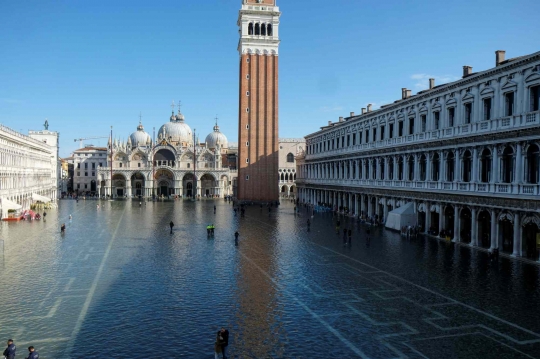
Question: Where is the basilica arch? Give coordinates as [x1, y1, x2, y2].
[155, 168, 174, 197]
[182, 173, 195, 198]
[131, 172, 146, 197]
[112, 173, 127, 197]
[200, 173, 217, 197]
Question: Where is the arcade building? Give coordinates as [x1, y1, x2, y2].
[297, 50, 540, 260]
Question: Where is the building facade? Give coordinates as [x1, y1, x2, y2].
[0, 124, 58, 216]
[297, 50, 540, 260]
[279, 138, 305, 198]
[237, 0, 281, 202]
[72, 146, 108, 195]
[97, 110, 236, 198]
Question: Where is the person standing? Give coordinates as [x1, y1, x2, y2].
[3, 339, 16, 359]
[234, 231, 239, 246]
[307, 218, 311, 231]
[60, 223, 66, 233]
[169, 221, 174, 234]
[26, 346, 39, 359]
[217, 327, 229, 359]
[214, 205, 216, 214]
[335, 220, 340, 234]
[214, 333, 224, 359]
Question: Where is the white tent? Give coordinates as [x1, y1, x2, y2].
[385, 202, 416, 231]
[32, 193, 51, 203]
[0, 198, 22, 210]
[0, 198, 22, 218]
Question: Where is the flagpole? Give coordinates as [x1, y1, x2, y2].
[110, 126, 113, 199]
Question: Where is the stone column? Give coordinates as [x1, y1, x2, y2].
[425, 202, 431, 233]
[491, 146, 499, 184]
[453, 205, 460, 242]
[383, 199, 388, 222]
[490, 209, 498, 249]
[472, 147, 479, 183]
[439, 205, 444, 234]
[426, 153, 432, 181]
[355, 160, 360, 180]
[513, 212, 521, 256]
[471, 207, 478, 246]
[454, 149, 460, 182]
[513, 142, 522, 185]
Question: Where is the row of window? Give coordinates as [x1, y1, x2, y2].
[303, 144, 540, 184]
[247, 23, 273, 36]
[76, 153, 104, 157]
[308, 86, 540, 155]
[77, 162, 103, 169]
[77, 171, 96, 177]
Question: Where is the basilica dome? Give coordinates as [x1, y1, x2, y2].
[205, 122, 228, 149]
[129, 122, 151, 147]
[158, 111, 193, 146]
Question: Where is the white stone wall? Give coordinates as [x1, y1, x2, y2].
[0, 125, 58, 216]
[278, 139, 305, 197]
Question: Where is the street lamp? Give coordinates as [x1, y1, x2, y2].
[193, 129, 197, 201]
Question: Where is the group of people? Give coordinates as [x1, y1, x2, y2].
[334, 219, 371, 246]
[207, 224, 216, 236]
[3, 339, 39, 359]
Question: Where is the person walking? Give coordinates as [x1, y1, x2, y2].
[207, 224, 211, 237]
[343, 228, 348, 245]
[335, 220, 340, 234]
[234, 231, 239, 246]
[3, 339, 16, 359]
[307, 218, 311, 231]
[25, 346, 39, 359]
[60, 223, 66, 233]
[214, 205, 216, 214]
[169, 221, 174, 234]
[217, 327, 230, 359]
[210, 224, 215, 236]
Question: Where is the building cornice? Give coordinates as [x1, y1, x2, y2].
[305, 51, 540, 139]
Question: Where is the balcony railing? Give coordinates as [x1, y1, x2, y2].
[306, 111, 540, 160]
[300, 177, 540, 197]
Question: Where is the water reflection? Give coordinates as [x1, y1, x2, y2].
[0, 200, 538, 357]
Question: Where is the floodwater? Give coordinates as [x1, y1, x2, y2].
[0, 200, 539, 358]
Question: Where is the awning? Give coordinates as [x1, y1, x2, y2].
[32, 193, 52, 203]
[0, 198, 22, 211]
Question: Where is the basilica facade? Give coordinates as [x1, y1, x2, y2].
[97, 109, 235, 198]
[297, 50, 540, 260]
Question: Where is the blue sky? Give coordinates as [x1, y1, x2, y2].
[1, 0, 539, 157]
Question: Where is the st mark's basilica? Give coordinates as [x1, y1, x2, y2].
[97, 105, 235, 199]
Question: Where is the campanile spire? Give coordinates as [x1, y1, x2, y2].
[237, 0, 281, 202]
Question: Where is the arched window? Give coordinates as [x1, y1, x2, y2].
[248, 23, 254, 35]
[280, 173, 284, 181]
[462, 150, 472, 182]
[255, 23, 260, 35]
[502, 146, 514, 183]
[267, 24, 273, 36]
[261, 23, 267, 36]
[287, 153, 294, 162]
[480, 148, 492, 183]
[446, 152, 454, 181]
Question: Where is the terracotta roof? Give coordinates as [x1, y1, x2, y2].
[75, 147, 107, 152]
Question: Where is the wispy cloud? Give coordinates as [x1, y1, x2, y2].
[410, 74, 460, 90]
[320, 105, 344, 113]
[0, 98, 23, 104]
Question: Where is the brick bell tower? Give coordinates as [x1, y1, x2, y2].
[237, 0, 281, 202]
